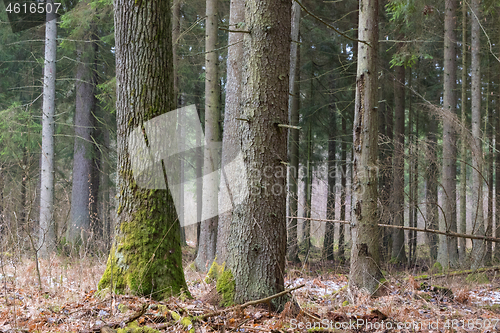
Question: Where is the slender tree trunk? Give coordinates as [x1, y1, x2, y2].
[39, 4, 57, 258]
[469, 0, 484, 269]
[226, 0, 290, 308]
[391, 64, 406, 264]
[195, 84, 204, 257]
[195, 0, 221, 271]
[485, 67, 493, 266]
[495, 30, 500, 262]
[323, 107, 336, 261]
[349, 0, 382, 295]
[98, 0, 188, 299]
[216, 0, 244, 265]
[338, 115, 347, 262]
[459, 1, 468, 263]
[426, 117, 439, 260]
[438, 0, 458, 268]
[69, 32, 97, 248]
[301, 125, 313, 259]
[286, 0, 301, 263]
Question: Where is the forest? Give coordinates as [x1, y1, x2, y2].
[1, 0, 500, 331]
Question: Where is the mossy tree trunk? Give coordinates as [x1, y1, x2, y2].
[98, 0, 188, 299]
[349, 0, 383, 295]
[226, 0, 290, 308]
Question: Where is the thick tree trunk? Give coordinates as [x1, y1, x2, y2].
[226, 0, 290, 308]
[39, 4, 57, 258]
[98, 0, 188, 299]
[195, 0, 221, 272]
[69, 36, 97, 248]
[216, 0, 244, 265]
[439, 0, 458, 268]
[349, 0, 382, 295]
[459, 1, 467, 263]
[469, 0, 484, 269]
[391, 64, 406, 264]
[286, 0, 301, 263]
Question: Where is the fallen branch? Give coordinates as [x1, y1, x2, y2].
[83, 303, 148, 333]
[196, 284, 305, 321]
[413, 265, 500, 281]
[287, 216, 500, 243]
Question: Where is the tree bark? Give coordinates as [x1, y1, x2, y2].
[459, 1, 468, 263]
[195, 0, 221, 272]
[39, 3, 57, 258]
[426, 116, 439, 260]
[216, 0, 244, 265]
[391, 64, 406, 264]
[98, 0, 188, 299]
[69, 32, 97, 248]
[323, 103, 336, 261]
[286, 0, 301, 263]
[469, 0, 485, 269]
[226, 0, 290, 308]
[438, 0, 458, 268]
[349, 0, 382, 295]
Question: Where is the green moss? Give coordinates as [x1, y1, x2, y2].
[431, 262, 443, 274]
[466, 272, 490, 284]
[169, 311, 195, 333]
[116, 321, 161, 333]
[98, 187, 190, 300]
[118, 303, 129, 313]
[342, 300, 349, 306]
[216, 269, 235, 307]
[205, 260, 224, 284]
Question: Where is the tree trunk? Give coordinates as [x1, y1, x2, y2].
[495, 32, 500, 262]
[439, 0, 458, 268]
[349, 0, 382, 295]
[69, 33, 97, 248]
[469, 0, 484, 269]
[338, 115, 347, 262]
[226, 0, 290, 308]
[301, 124, 313, 259]
[98, 0, 188, 299]
[216, 0, 244, 264]
[286, 0, 301, 263]
[195, 0, 221, 272]
[459, 1, 468, 263]
[323, 108, 336, 261]
[39, 4, 57, 258]
[391, 64, 406, 264]
[426, 116, 439, 260]
[485, 66, 493, 266]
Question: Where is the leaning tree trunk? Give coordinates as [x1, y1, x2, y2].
[98, 0, 188, 299]
[286, 0, 301, 263]
[69, 33, 97, 248]
[349, 0, 383, 295]
[39, 3, 57, 258]
[226, 0, 290, 308]
[469, 0, 484, 269]
[195, 0, 221, 272]
[439, 0, 458, 269]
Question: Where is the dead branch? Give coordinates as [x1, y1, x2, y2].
[288, 216, 500, 243]
[413, 265, 500, 281]
[196, 284, 305, 321]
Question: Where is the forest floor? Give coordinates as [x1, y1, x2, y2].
[0, 246, 500, 332]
